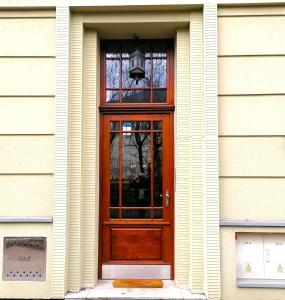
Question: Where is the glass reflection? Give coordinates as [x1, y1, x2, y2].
[154, 133, 163, 207]
[153, 121, 162, 130]
[153, 209, 163, 219]
[110, 209, 119, 219]
[110, 132, 119, 207]
[106, 90, 119, 103]
[122, 133, 151, 207]
[122, 59, 151, 88]
[153, 90, 166, 103]
[153, 59, 167, 88]
[122, 121, 150, 131]
[106, 60, 120, 88]
[122, 209, 151, 219]
[122, 90, 150, 103]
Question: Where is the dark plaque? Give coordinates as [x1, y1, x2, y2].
[3, 237, 46, 281]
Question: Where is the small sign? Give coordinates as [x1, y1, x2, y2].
[3, 237, 46, 281]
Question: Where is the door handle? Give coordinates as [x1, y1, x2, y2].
[165, 189, 170, 208]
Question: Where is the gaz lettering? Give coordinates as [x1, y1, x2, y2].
[18, 256, 31, 262]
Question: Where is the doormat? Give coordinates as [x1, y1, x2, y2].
[113, 279, 163, 288]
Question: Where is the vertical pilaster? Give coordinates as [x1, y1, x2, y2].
[175, 28, 191, 288]
[81, 29, 99, 288]
[52, 5, 69, 299]
[189, 10, 204, 293]
[203, 3, 221, 300]
[68, 14, 84, 292]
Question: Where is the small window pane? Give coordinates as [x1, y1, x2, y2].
[122, 90, 150, 103]
[153, 59, 167, 88]
[110, 132, 119, 207]
[106, 90, 119, 103]
[122, 59, 151, 88]
[122, 121, 150, 131]
[153, 121, 162, 130]
[153, 41, 167, 57]
[106, 60, 120, 88]
[122, 133, 151, 207]
[154, 133, 163, 207]
[110, 121, 120, 131]
[121, 209, 151, 219]
[153, 209, 163, 219]
[110, 209, 119, 219]
[153, 90, 167, 103]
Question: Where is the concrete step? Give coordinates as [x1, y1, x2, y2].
[65, 280, 207, 300]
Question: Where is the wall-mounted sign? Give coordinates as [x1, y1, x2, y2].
[3, 237, 46, 281]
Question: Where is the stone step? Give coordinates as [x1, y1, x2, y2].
[65, 280, 207, 300]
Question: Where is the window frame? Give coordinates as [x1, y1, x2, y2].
[100, 39, 174, 112]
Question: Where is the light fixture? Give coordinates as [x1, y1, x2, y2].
[129, 36, 145, 84]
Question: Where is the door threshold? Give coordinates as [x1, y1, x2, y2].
[65, 280, 207, 300]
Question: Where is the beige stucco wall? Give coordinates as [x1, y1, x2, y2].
[218, 5, 285, 300]
[0, 9, 55, 299]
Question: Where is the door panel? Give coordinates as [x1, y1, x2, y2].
[100, 114, 174, 278]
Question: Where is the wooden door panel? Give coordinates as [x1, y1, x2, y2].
[111, 228, 162, 261]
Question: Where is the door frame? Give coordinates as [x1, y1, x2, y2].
[98, 111, 175, 279]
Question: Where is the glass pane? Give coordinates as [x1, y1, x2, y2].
[153, 209, 163, 219]
[153, 121, 162, 130]
[106, 60, 120, 88]
[153, 41, 168, 57]
[122, 133, 151, 207]
[122, 59, 151, 88]
[153, 59, 167, 88]
[104, 42, 121, 58]
[121, 40, 151, 58]
[110, 121, 120, 130]
[106, 90, 119, 103]
[110, 132, 119, 207]
[110, 209, 119, 219]
[153, 89, 167, 103]
[122, 121, 150, 131]
[122, 209, 151, 219]
[122, 90, 150, 103]
[154, 133, 163, 207]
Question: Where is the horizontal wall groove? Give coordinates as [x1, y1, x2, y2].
[0, 173, 54, 176]
[220, 176, 285, 179]
[218, 54, 285, 58]
[0, 133, 55, 137]
[220, 220, 285, 227]
[219, 135, 285, 138]
[0, 217, 53, 223]
[0, 56, 56, 58]
[0, 95, 55, 98]
[219, 93, 285, 97]
[0, 17, 56, 20]
[218, 14, 285, 18]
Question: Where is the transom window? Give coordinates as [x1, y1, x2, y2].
[101, 39, 173, 105]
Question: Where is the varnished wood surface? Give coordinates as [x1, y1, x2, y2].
[113, 279, 163, 288]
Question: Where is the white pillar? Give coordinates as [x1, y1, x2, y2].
[52, 5, 70, 298]
[203, 3, 221, 300]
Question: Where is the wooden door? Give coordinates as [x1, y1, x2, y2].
[100, 113, 174, 279]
